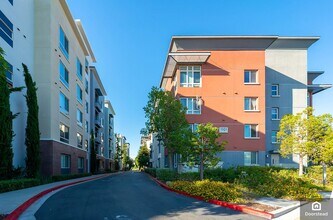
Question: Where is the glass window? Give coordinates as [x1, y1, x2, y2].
[61, 154, 70, 168]
[77, 109, 83, 126]
[180, 97, 201, 115]
[189, 124, 198, 132]
[78, 157, 84, 169]
[244, 151, 258, 166]
[85, 79, 89, 94]
[85, 102, 89, 113]
[179, 66, 201, 87]
[59, 92, 69, 114]
[76, 58, 82, 80]
[271, 107, 279, 120]
[85, 58, 88, 73]
[5, 61, 13, 83]
[59, 60, 69, 87]
[272, 131, 278, 143]
[60, 123, 69, 143]
[84, 140, 88, 151]
[8, 0, 13, 5]
[0, 10, 13, 47]
[244, 97, 258, 111]
[272, 84, 279, 96]
[244, 124, 258, 138]
[77, 133, 83, 148]
[85, 121, 89, 133]
[244, 70, 258, 83]
[59, 26, 69, 59]
[76, 84, 83, 103]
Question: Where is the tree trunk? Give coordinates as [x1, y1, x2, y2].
[299, 154, 304, 176]
[200, 152, 204, 180]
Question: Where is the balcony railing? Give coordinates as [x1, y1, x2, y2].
[95, 100, 103, 112]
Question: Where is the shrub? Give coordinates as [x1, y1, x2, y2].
[51, 173, 91, 182]
[178, 172, 200, 181]
[305, 166, 333, 189]
[168, 180, 245, 203]
[156, 169, 177, 182]
[0, 178, 41, 193]
[144, 168, 157, 177]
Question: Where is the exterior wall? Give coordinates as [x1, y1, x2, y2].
[104, 102, 115, 170]
[265, 49, 308, 167]
[171, 50, 266, 167]
[34, 0, 89, 175]
[150, 134, 166, 168]
[40, 140, 87, 176]
[0, 0, 34, 167]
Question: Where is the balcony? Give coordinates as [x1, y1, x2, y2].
[95, 100, 103, 112]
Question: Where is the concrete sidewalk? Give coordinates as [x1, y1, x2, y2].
[0, 174, 110, 215]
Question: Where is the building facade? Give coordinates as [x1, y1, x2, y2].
[0, 0, 34, 168]
[104, 100, 116, 170]
[156, 36, 331, 169]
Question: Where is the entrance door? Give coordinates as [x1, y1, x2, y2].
[271, 154, 280, 166]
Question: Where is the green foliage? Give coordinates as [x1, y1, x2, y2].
[156, 169, 178, 182]
[0, 47, 23, 179]
[136, 144, 150, 169]
[22, 64, 40, 178]
[144, 168, 157, 177]
[305, 166, 333, 189]
[185, 123, 226, 180]
[168, 180, 245, 203]
[0, 178, 41, 193]
[90, 130, 97, 174]
[51, 173, 91, 182]
[278, 107, 333, 175]
[143, 87, 192, 168]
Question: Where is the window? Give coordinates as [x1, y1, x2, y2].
[5, 61, 13, 84]
[76, 58, 82, 80]
[85, 58, 88, 73]
[0, 10, 13, 47]
[180, 97, 201, 114]
[59, 26, 69, 59]
[59, 92, 69, 114]
[78, 157, 84, 169]
[59, 60, 69, 87]
[244, 152, 258, 166]
[189, 124, 198, 132]
[61, 154, 70, 168]
[85, 121, 89, 133]
[77, 133, 83, 148]
[76, 84, 83, 103]
[85, 79, 89, 94]
[180, 66, 201, 87]
[271, 107, 279, 120]
[244, 124, 259, 138]
[272, 84, 279, 96]
[244, 97, 258, 111]
[8, 0, 13, 5]
[84, 140, 88, 151]
[244, 70, 258, 84]
[60, 123, 69, 143]
[272, 131, 279, 143]
[85, 102, 89, 114]
[76, 109, 83, 126]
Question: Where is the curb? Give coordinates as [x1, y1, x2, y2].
[5, 174, 111, 220]
[149, 175, 274, 220]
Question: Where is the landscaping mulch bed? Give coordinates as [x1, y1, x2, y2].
[242, 202, 280, 212]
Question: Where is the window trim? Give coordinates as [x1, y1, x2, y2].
[76, 109, 83, 126]
[59, 123, 69, 144]
[78, 157, 84, 169]
[244, 151, 259, 166]
[77, 132, 83, 148]
[59, 26, 69, 60]
[179, 66, 202, 88]
[76, 84, 83, 104]
[271, 107, 280, 120]
[271, 130, 279, 144]
[59, 60, 69, 88]
[244, 97, 259, 111]
[59, 92, 69, 115]
[0, 10, 14, 47]
[76, 58, 83, 81]
[244, 70, 259, 84]
[61, 154, 71, 169]
[244, 124, 259, 139]
[271, 84, 280, 97]
[180, 97, 201, 115]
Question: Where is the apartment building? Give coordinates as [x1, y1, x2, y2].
[90, 66, 107, 172]
[104, 100, 116, 170]
[115, 134, 127, 170]
[0, 0, 34, 168]
[156, 36, 331, 169]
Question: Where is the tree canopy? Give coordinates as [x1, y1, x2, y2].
[136, 144, 150, 169]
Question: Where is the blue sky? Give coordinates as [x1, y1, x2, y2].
[67, 0, 333, 159]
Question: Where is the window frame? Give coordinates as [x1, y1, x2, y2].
[59, 92, 69, 115]
[271, 84, 280, 97]
[271, 130, 279, 144]
[76, 109, 83, 126]
[0, 10, 13, 47]
[244, 124, 259, 139]
[244, 151, 258, 166]
[59, 123, 69, 143]
[271, 107, 279, 120]
[78, 157, 84, 169]
[76, 84, 83, 104]
[61, 154, 71, 169]
[244, 97, 259, 111]
[59, 60, 69, 88]
[76, 58, 83, 81]
[179, 66, 202, 88]
[180, 97, 201, 115]
[59, 26, 69, 60]
[244, 70, 258, 84]
[77, 132, 83, 148]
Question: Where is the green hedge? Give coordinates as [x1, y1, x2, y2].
[51, 173, 91, 182]
[0, 178, 41, 193]
[168, 180, 245, 203]
[144, 168, 157, 177]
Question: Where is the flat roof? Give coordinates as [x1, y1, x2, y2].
[90, 66, 107, 96]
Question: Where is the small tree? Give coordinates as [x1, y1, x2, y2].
[136, 144, 150, 169]
[187, 123, 226, 180]
[90, 130, 97, 174]
[0, 48, 23, 179]
[22, 64, 40, 178]
[144, 87, 191, 169]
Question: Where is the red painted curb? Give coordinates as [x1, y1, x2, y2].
[5, 174, 110, 220]
[149, 175, 274, 220]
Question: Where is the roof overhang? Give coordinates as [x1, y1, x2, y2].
[75, 20, 96, 62]
[90, 66, 107, 96]
[104, 100, 116, 115]
[308, 71, 325, 83]
[308, 84, 332, 94]
[160, 52, 211, 88]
